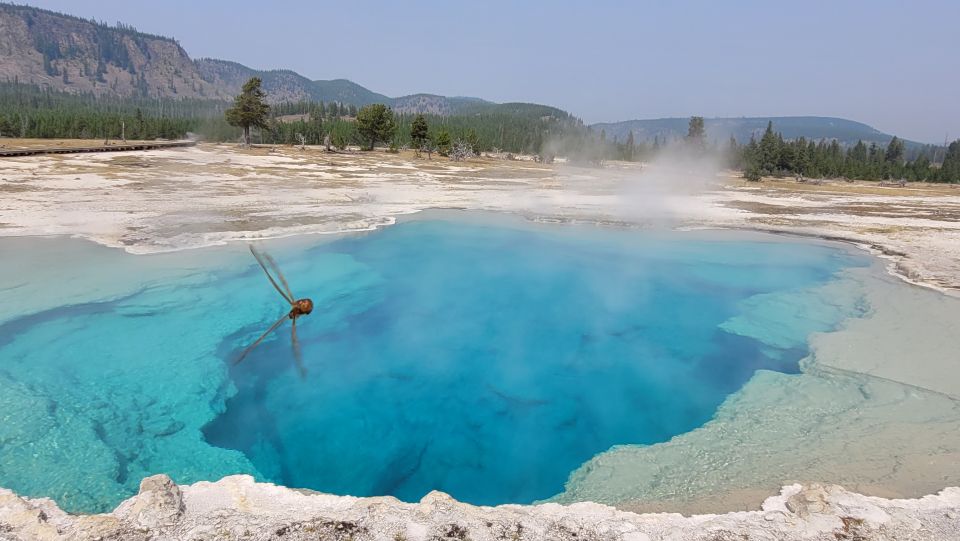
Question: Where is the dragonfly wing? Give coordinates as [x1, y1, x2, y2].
[234, 314, 288, 365]
[291, 317, 307, 378]
[249, 245, 295, 304]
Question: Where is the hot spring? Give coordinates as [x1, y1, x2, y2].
[0, 214, 873, 513]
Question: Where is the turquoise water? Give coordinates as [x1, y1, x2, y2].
[0, 217, 869, 512]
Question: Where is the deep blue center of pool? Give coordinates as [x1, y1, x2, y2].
[202, 219, 862, 505]
[0, 217, 869, 512]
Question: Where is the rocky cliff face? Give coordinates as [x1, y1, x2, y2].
[0, 4, 507, 115]
[0, 3, 229, 100]
[1, 475, 958, 541]
[0, 4, 391, 106]
[0, 4, 564, 118]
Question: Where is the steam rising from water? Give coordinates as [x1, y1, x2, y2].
[539, 140, 729, 226]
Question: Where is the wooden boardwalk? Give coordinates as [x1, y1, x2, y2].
[0, 140, 196, 157]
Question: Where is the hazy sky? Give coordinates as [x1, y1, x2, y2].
[23, 0, 960, 143]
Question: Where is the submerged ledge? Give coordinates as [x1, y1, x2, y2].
[1, 474, 959, 541]
[553, 262, 960, 513]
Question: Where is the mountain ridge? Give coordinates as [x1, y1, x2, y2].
[0, 3, 529, 117]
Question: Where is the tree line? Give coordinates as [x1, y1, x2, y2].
[729, 121, 959, 183]
[0, 82, 226, 140]
[4, 79, 958, 182]
[0, 80, 584, 155]
[225, 79, 588, 155]
[593, 117, 959, 183]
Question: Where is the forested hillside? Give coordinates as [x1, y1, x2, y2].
[0, 82, 226, 139]
[193, 59, 393, 106]
[0, 82, 583, 155]
[0, 3, 229, 99]
[0, 3, 545, 116]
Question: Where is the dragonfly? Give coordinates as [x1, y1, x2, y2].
[235, 245, 314, 376]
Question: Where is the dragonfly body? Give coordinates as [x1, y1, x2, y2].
[235, 245, 312, 376]
[290, 298, 314, 319]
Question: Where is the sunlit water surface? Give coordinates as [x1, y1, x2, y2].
[0, 216, 869, 512]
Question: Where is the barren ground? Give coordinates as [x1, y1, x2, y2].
[2, 141, 958, 296]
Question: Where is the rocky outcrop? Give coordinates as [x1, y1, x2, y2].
[0, 4, 577, 119]
[0, 3, 229, 100]
[1, 475, 958, 540]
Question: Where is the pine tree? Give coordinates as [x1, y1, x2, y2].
[224, 77, 269, 146]
[686, 116, 705, 146]
[849, 140, 867, 162]
[308, 106, 323, 144]
[355, 103, 396, 150]
[885, 136, 905, 164]
[433, 128, 452, 157]
[465, 128, 482, 155]
[759, 121, 779, 173]
[410, 114, 429, 149]
[941, 140, 960, 182]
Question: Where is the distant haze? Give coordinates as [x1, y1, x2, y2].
[20, 0, 960, 144]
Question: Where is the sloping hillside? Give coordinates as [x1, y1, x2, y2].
[192, 59, 315, 103]
[0, 3, 560, 117]
[391, 94, 493, 115]
[0, 3, 229, 99]
[193, 59, 392, 106]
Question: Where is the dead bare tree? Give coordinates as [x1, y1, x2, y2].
[420, 141, 436, 160]
[296, 133, 306, 150]
[451, 139, 473, 162]
[323, 133, 332, 152]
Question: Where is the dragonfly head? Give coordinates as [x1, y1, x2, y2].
[295, 298, 314, 315]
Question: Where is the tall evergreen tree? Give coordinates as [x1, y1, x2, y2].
[758, 121, 779, 173]
[849, 140, 867, 162]
[410, 114, 429, 149]
[308, 106, 323, 144]
[355, 103, 396, 150]
[686, 116, 705, 147]
[941, 140, 960, 182]
[885, 136, 905, 163]
[433, 128, 452, 157]
[224, 77, 269, 145]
